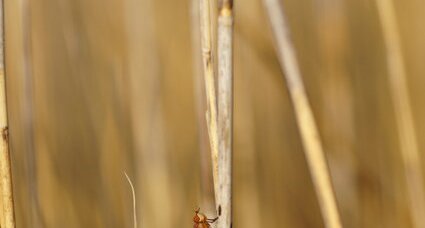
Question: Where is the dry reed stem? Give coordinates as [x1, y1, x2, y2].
[192, 0, 216, 214]
[124, 172, 137, 228]
[262, 0, 342, 227]
[217, 0, 234, 228]
[0, 0, 16, 227]
[375, 1, 425, 227]
[200, 0, 220, 204]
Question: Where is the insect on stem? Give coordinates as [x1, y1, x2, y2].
[193, 207, 218, 227]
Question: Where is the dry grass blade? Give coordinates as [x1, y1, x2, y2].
[375, 0, 425, 227]
[262, 0, 342, 227]
[124, 172, 137, 228]
[0, 0, 16, 227]
[199, 0, 220, 205]
[217, 0, 234, 227]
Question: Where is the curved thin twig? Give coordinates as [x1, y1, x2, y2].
[124, 172, 137, 228]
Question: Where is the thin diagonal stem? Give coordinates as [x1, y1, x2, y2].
[262, 0, 342, 227]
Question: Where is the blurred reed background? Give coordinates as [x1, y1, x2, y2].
[1, 0, 425, 227]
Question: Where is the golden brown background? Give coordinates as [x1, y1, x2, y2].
[3, 0, 425, 227]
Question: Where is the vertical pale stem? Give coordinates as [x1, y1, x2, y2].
[217, 1, 233, 228]
[262, 0, 342, 228]
[0, 0, 16, 227]
[199, 0, 219, 204]
[376, 1, 425, 227]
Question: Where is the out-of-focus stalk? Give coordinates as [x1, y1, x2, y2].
[262, 0, 342, 227]
[125, 0, 172, 226]
[376, 1, 425, 227]
[21, 0, 42, 225]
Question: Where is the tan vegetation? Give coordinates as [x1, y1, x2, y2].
[2, 0, 425, 227]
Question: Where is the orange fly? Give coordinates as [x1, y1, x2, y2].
[193, 208, 218, 228]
